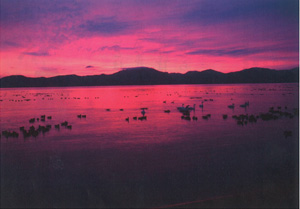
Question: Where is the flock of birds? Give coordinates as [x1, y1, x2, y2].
[121, 100, 297, 140]
[1, 115, 74, 139]
[0, 94, 298, 140]
[173, 100, 297, 124]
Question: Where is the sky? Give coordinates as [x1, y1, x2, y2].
[0, 0, 299, 77]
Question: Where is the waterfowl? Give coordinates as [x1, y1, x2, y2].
[177, 104, 193, 112]
[199, 101, 204, 108]
[39, 125, 50, 133]
[2, 131, 8, 138]
[61, 121, 68, 126]
[138, 116, 147, 121]
[32, 130, 39, 137]
[240, 101, 250, 108]
[202, 115, 208, 120]
[228, 104, 235, 109]
[187, 104, 196, 110]
[29, 125, 35, 131]
[2, 130, 19, 138]
[248, 115, 257, 123]
[164, 110, 171, 113]
[125, 117, 129, 122]
[202, 114, 211, 120]
[177, 105, 186, 112]
[13, 131, 19, 137]
[22, 130, 31, 138]
[181, 116, 191, 121]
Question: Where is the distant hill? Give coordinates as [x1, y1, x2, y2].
[110, 67, 171, 85]
[0, 67, 298, 88]
[225, 67, 299, 83]
[183, 69, 226, 84]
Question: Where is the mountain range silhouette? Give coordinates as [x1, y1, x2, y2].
[0, 67, 298, 88]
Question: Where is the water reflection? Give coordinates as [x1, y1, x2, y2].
[0, 83, 298, 208]
[0, 84, 298, 143]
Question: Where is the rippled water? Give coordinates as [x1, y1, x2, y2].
[0, 83, 299, 208]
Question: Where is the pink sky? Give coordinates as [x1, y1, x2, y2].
[0, 0, 298, 77]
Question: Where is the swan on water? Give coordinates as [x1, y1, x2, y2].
[188, 104, 196, 110]
[228, 104, 235, 109]
[240, 101, 250, 108]
[177, 104, 195, 112]
[177, 104, 186, 111]
[141, 109, 146, 116]
[199, 101, 204, 108]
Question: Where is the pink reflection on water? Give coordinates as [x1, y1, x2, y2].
[0, 84, 298, 208]
[0, 83, 298, 148]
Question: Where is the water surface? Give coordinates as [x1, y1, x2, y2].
[1, 83, 298, 208]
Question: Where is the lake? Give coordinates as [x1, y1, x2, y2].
[0, 83, 299, 208]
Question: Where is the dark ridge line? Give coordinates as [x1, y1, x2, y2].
[0, 66, 298, 88]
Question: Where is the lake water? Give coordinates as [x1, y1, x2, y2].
[0, 83, 299, 208]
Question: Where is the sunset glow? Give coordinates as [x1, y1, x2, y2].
[0, 0, 299, 77]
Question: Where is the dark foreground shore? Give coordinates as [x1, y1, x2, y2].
[168, 182, 298, 208]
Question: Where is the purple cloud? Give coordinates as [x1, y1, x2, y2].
[186, 44, 299, 57]
[78, 17, 136, 36]
[23, 51, 50, 56]
[100, 45, 136, 51]
[180, 0, 299, 26]
[0, 0, 86, 25]
[0, 41, 23, 49]
[186, 48, 265, 56]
